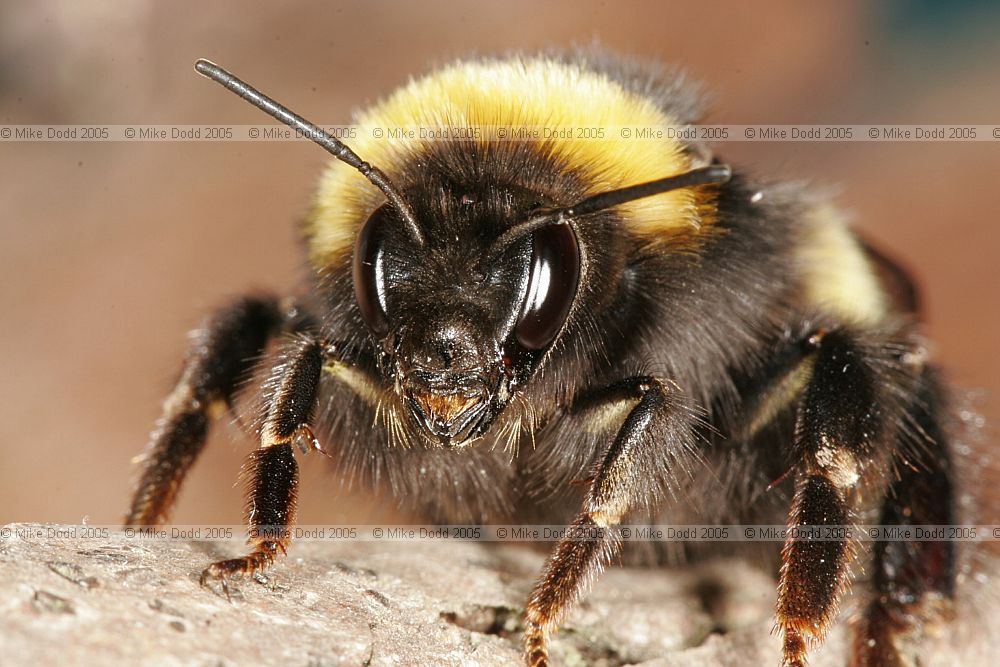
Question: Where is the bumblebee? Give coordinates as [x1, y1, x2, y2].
[127, 52, 980, 666]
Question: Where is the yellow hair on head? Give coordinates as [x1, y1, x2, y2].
[307, 56, 704, 267]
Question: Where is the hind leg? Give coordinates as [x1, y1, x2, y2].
[851, 369, 956, 666]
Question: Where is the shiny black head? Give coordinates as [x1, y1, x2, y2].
[353, 185, 582, 447]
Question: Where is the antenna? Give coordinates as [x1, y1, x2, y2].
[194, 59, 425, 246]
[489, 164, 732, 256]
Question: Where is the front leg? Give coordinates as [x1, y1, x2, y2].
[199, 335, 326, 590]
[523, 377, 701, 666]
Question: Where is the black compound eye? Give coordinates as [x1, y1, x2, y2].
[514, 223, 581, 350]
[352, 205, 393, 336]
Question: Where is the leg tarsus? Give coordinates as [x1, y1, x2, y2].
[782, 628, 807, 667]
[199, 540, 282, 594]
[523, 626, 550, 667]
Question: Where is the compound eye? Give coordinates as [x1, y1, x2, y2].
[514, 223, 581, 350]
[352, 205, 393, 336]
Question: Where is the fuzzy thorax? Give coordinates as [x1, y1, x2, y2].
[306, 56, 704, 267]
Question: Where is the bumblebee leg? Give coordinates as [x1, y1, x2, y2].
[776, 329, 910, 667]
[126, 296, 289, 526]
[199, 335, 325, 591]
[851, 369, 955, 667]
[523, 377, 700, 666]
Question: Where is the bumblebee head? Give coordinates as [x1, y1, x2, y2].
[352, 187, 582, 447]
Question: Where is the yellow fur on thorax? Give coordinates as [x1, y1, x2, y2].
[798, 204, 888, 326]
[307, 57, 700, 267]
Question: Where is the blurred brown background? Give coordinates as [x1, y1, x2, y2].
[1, 1, 997, 526]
